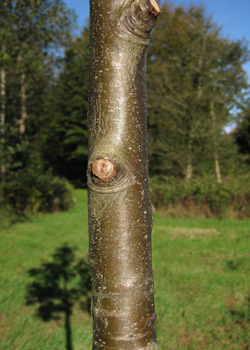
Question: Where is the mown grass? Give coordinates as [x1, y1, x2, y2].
[0, 189, 249, 349]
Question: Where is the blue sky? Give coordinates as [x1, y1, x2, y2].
[65, 0, 250, 79]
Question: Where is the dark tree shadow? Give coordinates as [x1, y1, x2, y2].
[229, 294, 250, 326]
[25, 244, 92, 350]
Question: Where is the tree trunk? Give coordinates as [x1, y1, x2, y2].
[185, 161, 193, 180]
[87, 1, 160, 349]
[0, 67, 6, 177]
[214, 146, 222, 183]
[185, 35, 206, 181]
[210, 99, 222, 183]
[19, 72, 28, 136]
[185, 131, 193, 180]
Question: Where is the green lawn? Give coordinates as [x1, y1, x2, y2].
[0, 190, 249, 349]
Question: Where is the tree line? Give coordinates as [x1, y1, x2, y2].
[1, 0, 250, 218]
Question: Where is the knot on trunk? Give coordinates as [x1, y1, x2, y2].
[87, 155, 135, 193]
[92, 158, 116, 182]
[117, 0, 160, 45]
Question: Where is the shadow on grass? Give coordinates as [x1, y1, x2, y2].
[25, 244, 92, 350]
[229, 294, 250, 326]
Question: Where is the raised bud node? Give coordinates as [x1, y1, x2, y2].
[150, 0, 160, 16]
[91, 158, 116, 182]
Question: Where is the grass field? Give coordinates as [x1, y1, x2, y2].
[0, 189, 249, 350]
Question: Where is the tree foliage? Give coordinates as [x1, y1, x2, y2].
[0, 0, 76, 214]
[0, 0, 250, 217]
[147, 3, 249, 180]
[41, 27, 89, 185]
[235, 100, 250, 163]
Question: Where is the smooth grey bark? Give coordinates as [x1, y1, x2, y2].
[87, 1, 160, 349]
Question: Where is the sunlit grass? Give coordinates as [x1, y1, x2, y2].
[154, 215, 250, 349]
[0, 190, 249, 349]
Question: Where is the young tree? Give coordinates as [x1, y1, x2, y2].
[88, 1, 160, 349]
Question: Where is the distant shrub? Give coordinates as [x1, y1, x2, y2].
[1, 168, 75, 215]
[150, 175, 250, 218]
[0, 195, 22, 228]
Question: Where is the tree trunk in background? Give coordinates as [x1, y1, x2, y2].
[0, 67, 6, 177]
[185, 35, 206, 181]
[87, 1, 160, 349]
[185, 156, 193, 180]
[210, 99, 222, 183]
[214, 145, 222, 183]
[19, 72, 28, 136]
[185, 128, 193, 180]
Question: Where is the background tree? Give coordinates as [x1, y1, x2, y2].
[1, 0, 250, 219]
[41, 27, 90, 185]
[0, 0, 76, 215]
[0, 0, 75, 177]
[235, 100, 250, 164]
[147, 3, 249, 181]
[0, 0, 12, 178]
